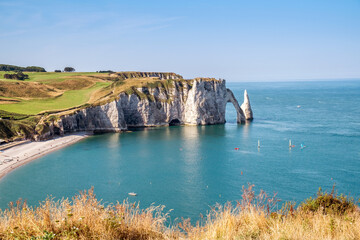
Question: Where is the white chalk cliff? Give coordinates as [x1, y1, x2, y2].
[43, 78, 253, 138]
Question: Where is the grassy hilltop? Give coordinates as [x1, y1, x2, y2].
[0, 70, 190, 140]
[0, 72, 110, 115]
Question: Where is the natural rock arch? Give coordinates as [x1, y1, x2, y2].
[225, 89, 253, 123]
[226, 89, 246, 123]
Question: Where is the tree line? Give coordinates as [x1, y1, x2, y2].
[0, 64, 76, 73]
[0, 64, 46, 72]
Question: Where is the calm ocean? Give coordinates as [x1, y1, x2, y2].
[0, 80, 359, 220]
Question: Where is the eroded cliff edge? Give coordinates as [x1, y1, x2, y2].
[39, 77, 253, 139]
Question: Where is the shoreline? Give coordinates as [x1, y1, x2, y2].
[0, 132, 91, 180]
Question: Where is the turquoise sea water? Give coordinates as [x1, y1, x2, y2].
[0, 80, 359, 220]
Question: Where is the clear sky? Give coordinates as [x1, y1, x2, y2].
[1, 0, 359, 81]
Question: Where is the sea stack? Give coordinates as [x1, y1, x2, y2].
[240, 90, 253, 120]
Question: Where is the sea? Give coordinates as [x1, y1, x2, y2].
[0, 80, 359, 221]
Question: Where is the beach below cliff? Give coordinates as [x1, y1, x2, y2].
[0, 132, 90, 180]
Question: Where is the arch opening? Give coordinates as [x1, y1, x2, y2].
[169, 119, 181, 126]
[225, 102, 237, 124]
[226, 89, 246, 124]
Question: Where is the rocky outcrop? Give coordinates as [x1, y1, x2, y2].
[240, 90, 253, 120]
[43, 78, 253, 137]
[60, 101, 127, 132]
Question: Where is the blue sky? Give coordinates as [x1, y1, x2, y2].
[0, 0, 359, 81]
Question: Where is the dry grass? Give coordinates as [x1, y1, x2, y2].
[187, 205, 360, 240]
[47, 77, 97, 91]
[0, 185, 359, 239]
[0, 188, 176, 240]
[88, 77, 163, 105]
[0, 81, 62, 99]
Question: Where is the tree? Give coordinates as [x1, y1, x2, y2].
[24, 66, 46, 72]
[64, 67, 75, 72]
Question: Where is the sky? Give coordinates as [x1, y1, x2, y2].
[0, 0, 359, 81]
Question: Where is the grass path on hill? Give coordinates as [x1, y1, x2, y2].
[0, 82, 110, 115]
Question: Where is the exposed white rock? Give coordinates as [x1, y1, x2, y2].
[59, 101, 127, 133]
[240, 89, 253, 120]
[43, 79, 252, 137]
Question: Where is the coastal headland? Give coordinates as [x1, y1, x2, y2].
[1, 70, 252, 142]
[0, 69, 253, 179]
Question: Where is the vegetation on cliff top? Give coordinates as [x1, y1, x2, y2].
[0, 70, 222, 140]
[0, 71, 192, 115]
[0, 185, 358, 239]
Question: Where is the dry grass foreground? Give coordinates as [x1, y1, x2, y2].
[0, 185, 359, 240]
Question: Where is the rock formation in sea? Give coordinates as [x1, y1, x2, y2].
[40, 77, 253, 139]
[240, 89, 253, 120]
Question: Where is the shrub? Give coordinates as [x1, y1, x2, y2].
[300, 185, 357, 215]
[3, 72, 29, 80]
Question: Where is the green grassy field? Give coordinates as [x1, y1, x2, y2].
[0, 72, 189, 116]
[0, 82, 110, 115]
[26, 72, 106, 83]
[0, 71, 113, 115]
[0, 72, 105, 83]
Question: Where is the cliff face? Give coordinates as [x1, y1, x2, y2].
[44, 79, 252, 137]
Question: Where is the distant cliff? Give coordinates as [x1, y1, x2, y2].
[40, 78, 253, 139]
[111, 72, 183, 80]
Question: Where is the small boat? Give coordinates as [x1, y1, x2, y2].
[128, 192, 137, 196]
